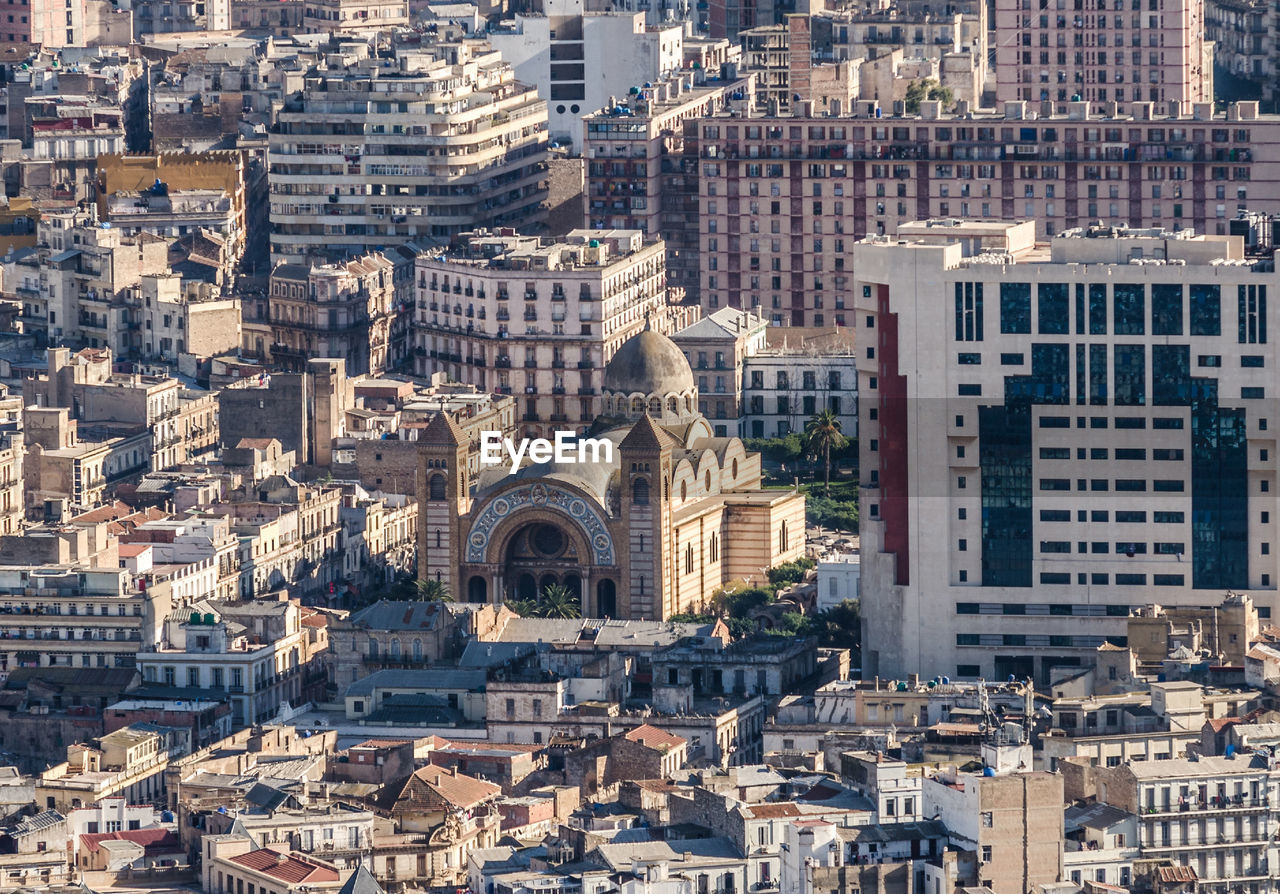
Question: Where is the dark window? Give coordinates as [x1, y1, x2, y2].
[1190, 284, 1221, 335]
[1153, 344, 1190, 406]
[1154, 511, 1185, 523]
[1114, 284, 1145, 334]
[1243, 387, 1266, 399]
[1154, 417, 1185, 429]
[954, 282, 985, 341]
[1242, 356, 1265, 367]
[1114, 345, 1146, 406]
[1116, 511, 1147, 523]
[958, 353, 982, 365]
[1151, 284, 1183, 335]
[1040, 509, 1071, 521]
[1089, 284, 1108, 334]
[1001, 353, 1025, 365]
[959, 383, 982, 396]
[1000, 282, 1032, 333]
[1089, 344, 1108, 405]
[1239, 284, 1267, 344]
[1038, 283, 1069, 334]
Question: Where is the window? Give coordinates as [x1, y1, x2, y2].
[1151, 284, 1183, 335]
[1114, 345, 1145, 405]
[1114, 283, 1145, 334]
[1239, 284, 1267, 344]
[1190, 284, 1221, 335]
[955, 282, 985, 341]
[1038, 283, 1069, 334]
[1000, 283, 1031, 333]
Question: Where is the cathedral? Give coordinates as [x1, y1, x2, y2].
[416, 326, 807, 620]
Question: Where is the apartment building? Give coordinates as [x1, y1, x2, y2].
[853, 219, 1280, 682]
[414, 229, 690, 436]
[268, 245, 419, 377]
[0, 567, 173, 676]
[693, 99, 1280, 324]
[993, 0, 1212, 104]
[267, 42, 549, 264]
[1206, 0, 1278, 106]
[582, 71, 751, 302]
[488, 0, 683, 144]
[137, 598, 326, 726]
[741, 336, 858, 439]
[671, 307, 768, 436]
[139, 276, 242, 363]
[39, 724, 189, 812]
[301, 0, 409, 30]
[1095, 755, 1277, 892]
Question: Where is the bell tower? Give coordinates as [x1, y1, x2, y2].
[417, 411, 471, 595]
[619, 413, 675, 619]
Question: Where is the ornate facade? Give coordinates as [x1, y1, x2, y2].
[417, 326, 806, 620]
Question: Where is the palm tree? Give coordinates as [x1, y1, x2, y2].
[804, 409, 848, 494]
[415, 578, 454, 602]
[537, 583, 581, 619]
[503, 598, 539, 617]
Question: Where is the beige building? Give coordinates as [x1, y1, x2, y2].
[38, 724, 187, 812]
[414, 229, 692, 437]
[301, 0, 408, 29]
[0, 566, 173, 675]
[419, 326, 806, 617]
[268, 41, 548, 264]
[994, 0, 1212, 105]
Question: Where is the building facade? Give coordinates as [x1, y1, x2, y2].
[692, 100, 1279, 325]
[855, 220, 1280, 682]
[993, 0, 1212, 104]
[267, 43, 549, 264]
[414, 229, 691, 437]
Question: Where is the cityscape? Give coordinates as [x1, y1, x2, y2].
[0, 0, 1269, 894]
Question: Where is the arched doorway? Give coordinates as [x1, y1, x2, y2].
[539, 573, 558, 595]
[596, 579, 617, 617]
[516, 574, 537, 600]
[564, 574, 582, 608]
[467, 576, 487, 604]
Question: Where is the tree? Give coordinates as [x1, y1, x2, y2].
[804, 409, 849, 494]
[504, 598, 539, 618]
[415, 578, 454, 602]
[537, 583, 581, 619]
[904, 79, 955, 114]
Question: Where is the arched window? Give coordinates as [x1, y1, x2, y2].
[685, 395, 693, 412]
[649, 397, 661, 414]
[709, 533, 719, 563]
[731, 459, 739, 479]
[705, 470, 712, 491]
[633, 477, 650, 505]
[390, 639, 401, 658]
[680, 481, 687, 501]
[428, 474, 446, 501]
[685, 544, 694, 574]
[667, 397, 678, 414]
[779, 521, 789, 552]
[632, 397, 644, 413]
[412, 638, 423, 661]
[435, 529, 442, 549]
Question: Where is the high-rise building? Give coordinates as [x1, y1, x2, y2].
[993, 0, 1212, 105]
[413, 229, 694, 437]
[267, 42, 549, 265]
[582, 70, 752, 302]
[693, 100, 1280, 325]
[854, 219, 1280, 682]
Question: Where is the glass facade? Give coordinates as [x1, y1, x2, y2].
[980, 403, 1033, 587]
[1000, 282, 1031, 334]
[1114, 283, 1145, 335]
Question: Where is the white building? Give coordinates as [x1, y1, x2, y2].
[741, 345, 858, 439]
[816, 552, 860, 611]
[64, 798, 173, 859]
[854, 220, 1280, 682]
[488, 0, 683, 145]
[414, 228, 690, 436]
[779, 820, 841, 894]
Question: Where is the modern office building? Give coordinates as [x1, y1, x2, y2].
[993, 0, 1212, 105]
[854, 219, 1280, 683]
[267, 42, 548, 264]
[693, 99, 1279, 325]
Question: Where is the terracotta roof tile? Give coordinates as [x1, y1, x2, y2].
[624, 724, 686, 752]
[81, 829, 181, 854]
[228, 849, 341, 884]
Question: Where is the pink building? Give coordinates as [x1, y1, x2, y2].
[694, 99, 1279, 326]
[994, 0, 1212, 105]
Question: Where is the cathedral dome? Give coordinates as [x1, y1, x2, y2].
[603, 327, 695, 397]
